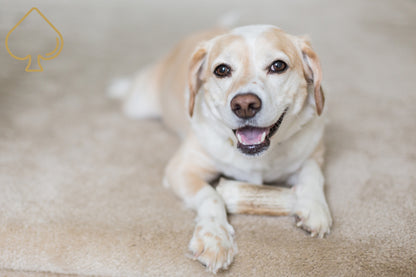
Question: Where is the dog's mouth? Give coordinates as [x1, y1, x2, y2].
[233, 108, 288, 155]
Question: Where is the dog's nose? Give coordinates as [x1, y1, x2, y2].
[230, 93, 262, 119]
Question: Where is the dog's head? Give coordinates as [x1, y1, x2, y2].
[188, 25, 324, 155]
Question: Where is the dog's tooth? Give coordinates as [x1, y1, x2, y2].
[237, 133, 243, 144]
[260, 131, 266, 143]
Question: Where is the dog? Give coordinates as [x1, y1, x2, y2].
[109, 24, 332, 273]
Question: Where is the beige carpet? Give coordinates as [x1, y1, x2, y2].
[1, 0, 415, 276]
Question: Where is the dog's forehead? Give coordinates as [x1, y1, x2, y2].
[209, 25, 299, 64]
[230, 24, 280, 40]
[207, 34, 248, 66]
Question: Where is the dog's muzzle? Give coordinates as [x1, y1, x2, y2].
[233, 108, 288, 155]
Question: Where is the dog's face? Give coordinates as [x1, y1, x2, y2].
[188, 25, 324, 155]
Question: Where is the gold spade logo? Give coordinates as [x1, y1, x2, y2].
[5, 7, 64, 72]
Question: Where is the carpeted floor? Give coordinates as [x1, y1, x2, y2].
[0, 0, 415, 276]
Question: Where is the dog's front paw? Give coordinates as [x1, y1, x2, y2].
[294, 199, 332, 238]
[188, 218, 237, 273]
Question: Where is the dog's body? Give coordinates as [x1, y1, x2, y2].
[110, 25, 332, 273]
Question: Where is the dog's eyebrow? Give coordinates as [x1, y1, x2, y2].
[210, 56, 232, 69]
[260, 53, 290, 69]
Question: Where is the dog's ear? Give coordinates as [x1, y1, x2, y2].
[298, 36, 325, 116]
[188, 44, 208, 117]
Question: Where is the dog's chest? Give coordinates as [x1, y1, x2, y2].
[216, 143, 309, 184]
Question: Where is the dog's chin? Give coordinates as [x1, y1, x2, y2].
[233, 108, 288, 156]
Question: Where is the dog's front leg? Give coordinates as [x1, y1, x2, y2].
[289, 159, 332, 238]
[164, 137, 237, 273]
[216, 178, 296, 216]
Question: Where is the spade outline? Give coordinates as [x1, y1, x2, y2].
[5, 7, 64, 72]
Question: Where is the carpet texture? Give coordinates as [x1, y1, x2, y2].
[0, 0, 415, 276]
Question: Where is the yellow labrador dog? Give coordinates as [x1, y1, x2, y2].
[109, 25, 332, 273]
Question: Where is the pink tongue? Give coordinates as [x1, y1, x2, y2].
[236, 127, 268, 145]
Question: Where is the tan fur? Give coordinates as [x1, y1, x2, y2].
[206, 35, 252, 99]
[298, 37, 324, 115]
[164, 134, 218, 198]
[312, 138, 325, 168]
[188, 46, 208, 117]
[158, 28, 226, 133]
[216, 179, 296, 216]
[262, 29, 304, 71]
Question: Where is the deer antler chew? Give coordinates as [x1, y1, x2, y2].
[216, 178, 296, 216]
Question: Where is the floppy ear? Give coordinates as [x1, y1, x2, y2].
[188, 45, 207, 117]
[298, 37, 325, 116]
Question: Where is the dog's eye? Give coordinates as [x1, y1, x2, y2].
[214, 64, 232, 78]
[269, 60, 288, 74]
